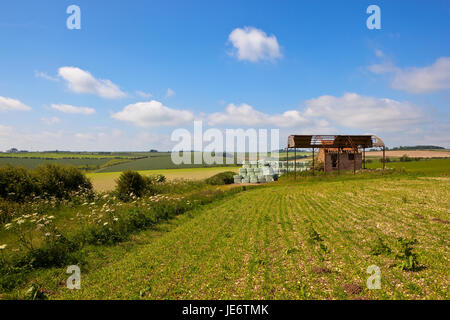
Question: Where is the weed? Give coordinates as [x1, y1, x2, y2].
[369, 237, 392, 256]
[395, 237, 421, 271]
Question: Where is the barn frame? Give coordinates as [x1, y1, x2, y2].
[286, 135, 386, 178]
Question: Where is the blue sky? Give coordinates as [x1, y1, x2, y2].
[0, 0, 449, 151]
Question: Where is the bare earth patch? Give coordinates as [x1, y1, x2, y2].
[342, 284, 364, 295]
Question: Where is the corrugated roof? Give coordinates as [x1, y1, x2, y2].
[288, 135, 384, 149]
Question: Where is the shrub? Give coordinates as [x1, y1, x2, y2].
[205, 171, 235, 185]
[369, 237, 392, 256]
[34, 164, 92, 199]
[0, 165, 37, 202]
[116, 170, 148, 201]
[399, 154, 412, 162]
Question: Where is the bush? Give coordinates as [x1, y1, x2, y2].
[205, 171, 235, 185]
[399, 154, 413, 162]
[34, 164, 92, 199]
[0, 165, 38, 202]
[116, 170, 148, 201]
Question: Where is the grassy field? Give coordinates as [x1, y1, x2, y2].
[0, 152, 237, 171]
[50, 175, 448, 300]
[88, 167, 239, 191]
[0, 159, 448, 300]
[366, 158, 450, 175]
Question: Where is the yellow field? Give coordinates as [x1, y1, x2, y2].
[87, 166, 239, 191]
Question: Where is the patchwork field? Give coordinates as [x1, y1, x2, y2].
[88, 167, 239, 191]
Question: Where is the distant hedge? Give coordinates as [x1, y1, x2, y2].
[0, 164, 92, 202]
[205, 171, 235, 185]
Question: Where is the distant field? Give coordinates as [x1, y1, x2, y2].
[0, 157, 110, 170]
[366, 150, 450, 158]
[88, 167, 239, 191]
[366, 158, 450, 176]
[0, 152, 147, 159]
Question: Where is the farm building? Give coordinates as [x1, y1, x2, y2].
[287, 135, 385, 175]
[317, 148, 362, 172]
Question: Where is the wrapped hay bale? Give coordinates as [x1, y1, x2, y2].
[238, 168, 247, 175]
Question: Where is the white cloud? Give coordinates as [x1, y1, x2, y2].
[207, 103, 308, 127]
[0, 96, 32, 112]
[50, 104, 96, 115]
[35, 70, 59, 82]
[392, 57, 450, 93]
[41, 117, 60, 125]
[304, 93, 426, 132]
[111, 100, 194, 127]
[368, 57, 450, 93]
[58, 67, 126, 99]
[136, 90, 152, 98]
[228, 27, 282, 62]
[165, 88, 176, 98]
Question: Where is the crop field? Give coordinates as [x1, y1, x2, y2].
[0, 159, 448, 300]
[51, 175, 448, 300]
[0, 152, 240, 172]
[88, 167, 239, 191]
[366, 158, 450, 175]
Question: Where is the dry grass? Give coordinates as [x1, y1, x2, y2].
[87, 167, 239, 192]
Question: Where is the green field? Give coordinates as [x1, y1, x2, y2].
[0, 152, 238, 172]
[0, 159, 448, 300]
[366, 158, 450, 175]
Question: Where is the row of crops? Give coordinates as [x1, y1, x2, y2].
[234, 159, 310, 184]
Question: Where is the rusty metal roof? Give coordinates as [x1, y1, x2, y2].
[287, 135, 385, 149]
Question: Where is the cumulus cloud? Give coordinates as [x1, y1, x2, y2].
[228, 27, 282, 62]
[50, 104, 96, 115]
[304, 93, 426, 132]
[368, 57, 450, 93]
[58, 67, 126, 99]
[111, 100, 194, 127]
[0, 96, 32, 112]
[207, 103, 308, 128]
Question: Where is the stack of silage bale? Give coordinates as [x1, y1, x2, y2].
[234, 159, 311, 184]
